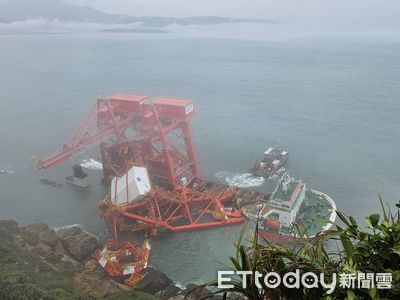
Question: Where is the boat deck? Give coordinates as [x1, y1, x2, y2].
[296, 190, 335, 236]
[273, 181, 297, 202]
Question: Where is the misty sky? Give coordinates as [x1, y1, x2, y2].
[62, 0, 400, 21]
[1, 0, 399, 38]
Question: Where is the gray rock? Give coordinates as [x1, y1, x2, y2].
[183, 284, 214, 299]
[39, 228, 59, 248]
[20, 223, 49, 245]
[135, 267, 173, 295]
[38, 241, 53, 254]
[158, 283, 182, 299]
[56, 226, 100, 261]
[22, 223, 48, 235]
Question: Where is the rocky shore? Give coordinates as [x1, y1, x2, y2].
[0, 220, 219, 300]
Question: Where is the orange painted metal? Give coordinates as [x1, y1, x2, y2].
[39, 94, 245, 233]
[93, 239, 151, 287]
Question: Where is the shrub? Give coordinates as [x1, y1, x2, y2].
[209, 199, 400, 300]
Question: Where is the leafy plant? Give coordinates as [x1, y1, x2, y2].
[332, 197, 400, 299]
[207, 199, 400, 300]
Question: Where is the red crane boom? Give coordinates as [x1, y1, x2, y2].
[38, 94, 244, 234]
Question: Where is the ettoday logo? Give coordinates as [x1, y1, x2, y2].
[218, 271, 394, 294]
[218, 270, 337, 294]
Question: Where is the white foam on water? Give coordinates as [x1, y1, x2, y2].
[80, 158, 103, 171]
[0, 165, 14, 175]
[0, 170, 14, 175]
[174, 282, 185, 290]
[52, 224, 99, 240]
[215, 171, 264, 188]
[52, 223, 83, 231]
[175, 279, 205, 290]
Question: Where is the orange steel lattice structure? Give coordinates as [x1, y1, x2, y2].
[39, 94, 244, 233]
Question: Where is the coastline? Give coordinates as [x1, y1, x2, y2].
[0, 219, 219, 300]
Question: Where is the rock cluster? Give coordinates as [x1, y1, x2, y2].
[0, 220, 223, 300]
[0, 220, 135, 299]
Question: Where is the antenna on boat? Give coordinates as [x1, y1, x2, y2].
[282, 172, 291, 195]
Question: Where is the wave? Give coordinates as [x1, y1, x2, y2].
[52, 223, 99, 239]
[175, 279, 206, 290]
[80, 158, 103, 171]
[52, 223, 83, 231]
[0, 165, 14, 175]
[215, 171, 264, 188]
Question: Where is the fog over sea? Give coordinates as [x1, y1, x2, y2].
[0, 31, 399, 284]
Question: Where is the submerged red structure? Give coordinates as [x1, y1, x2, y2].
[39, 94, 244, 234]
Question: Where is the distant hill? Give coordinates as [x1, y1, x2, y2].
[0, 0, 132, 24]
[0, 0, 274, 27]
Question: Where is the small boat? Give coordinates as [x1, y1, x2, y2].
[65, 165, 90, 188]
[251, 147, 288, 178]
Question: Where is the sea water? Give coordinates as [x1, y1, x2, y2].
[0, 34, 399, 283]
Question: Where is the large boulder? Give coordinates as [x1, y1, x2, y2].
[0, 220, 157, 299]
[135, 267, 174, 295]
[56, 226, 100, 262]
[22, 223, 48, 235]
[20, 223, 49, 245]
[38, 228, 59, 248]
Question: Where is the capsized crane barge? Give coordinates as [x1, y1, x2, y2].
[37, 93, 337, 287]
[38, 94, 259, 237]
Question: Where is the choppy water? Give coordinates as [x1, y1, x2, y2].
[0, 34, 399, 283]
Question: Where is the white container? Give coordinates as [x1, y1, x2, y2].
[111, 166, 151, 205]
[264, 147, 273, 155]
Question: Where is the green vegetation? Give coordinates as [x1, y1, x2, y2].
[210, 198, 400, 299]
[0, 221, 155, 300]
[0, 222, 75, 299]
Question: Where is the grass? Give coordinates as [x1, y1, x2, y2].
[0, 220, 156, 300]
